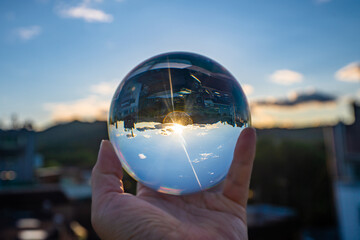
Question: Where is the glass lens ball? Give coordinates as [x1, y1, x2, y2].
[108, 52, 251, 195]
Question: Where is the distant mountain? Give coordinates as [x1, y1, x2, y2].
[36, 121, 108, 167]
[35, 120, 325, 167]
[257, 127, 324, 142]
[35, 120, 333, 226]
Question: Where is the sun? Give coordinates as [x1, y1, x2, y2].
[163, 111, 193, 125]
[169, 123, 184, 134]
[162, 111, 192, 135]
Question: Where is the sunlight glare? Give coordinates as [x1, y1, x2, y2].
[170, 123, 184, 134]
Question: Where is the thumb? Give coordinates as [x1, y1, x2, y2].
[91, 140, 124, 203]
[222, 127, 256, 206]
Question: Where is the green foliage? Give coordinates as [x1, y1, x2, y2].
[36, 121, 108, 167]
[36, 120, 138, 193]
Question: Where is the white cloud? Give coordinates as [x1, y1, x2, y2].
[287, 86, 315, 101]
[44, 80, 119, 122]
[138, 154, 147, 159]
[251, 101, 340, 128]
[335, 62, 360, 82]
[270, 69, 303, 85]
[90, 81, 119, 95]
[287, 90, 298, 101]
[242, 84, 254, 96]
[15, 26, 42, 41]
[59, 4, 113, 23]
[44, 95, 109, 122]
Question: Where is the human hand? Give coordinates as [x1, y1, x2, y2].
[91, 127, 256, 240]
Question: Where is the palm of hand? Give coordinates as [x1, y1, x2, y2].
[92, 128, 255, 240]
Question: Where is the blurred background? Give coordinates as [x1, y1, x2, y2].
[0, 0, 359, 239]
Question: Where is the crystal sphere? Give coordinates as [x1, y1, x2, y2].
[108, 52, 251, 195]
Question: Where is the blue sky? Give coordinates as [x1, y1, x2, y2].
[1, 0, 359, 129]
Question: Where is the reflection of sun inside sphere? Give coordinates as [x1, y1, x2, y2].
[108, 52, 251, 195]
[163, 111, 193, 126]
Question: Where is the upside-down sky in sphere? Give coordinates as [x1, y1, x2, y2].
[0, 0, 359, 129]
[108, 52, 250, 194]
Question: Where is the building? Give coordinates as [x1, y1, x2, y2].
[0, 129, 36, 185]
[0, 128, 93, 239]
[325, 102, 360, 240]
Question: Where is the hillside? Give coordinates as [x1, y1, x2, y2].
[36, 121, 108, 167]
[34, 120, 334, 225]
[257, 127, 325, 142]
[35, 120, 326, 167]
